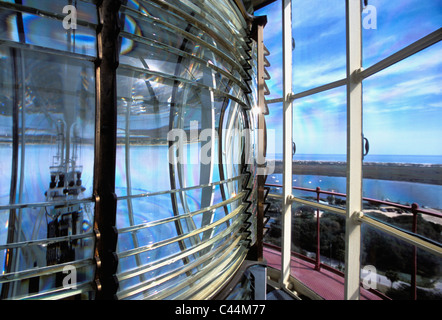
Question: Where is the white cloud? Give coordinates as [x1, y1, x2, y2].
[292, 56, 346, 91]
[292, 1, 344, 29]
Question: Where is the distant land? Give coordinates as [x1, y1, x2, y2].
[272, 160, 442, 186]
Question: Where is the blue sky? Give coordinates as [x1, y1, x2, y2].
[256, 0, 442, 157]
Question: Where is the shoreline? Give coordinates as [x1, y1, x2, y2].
[272, 160, 442, 186]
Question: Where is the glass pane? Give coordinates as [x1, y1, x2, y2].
[293, 86, 347, 162]
[362, 0, 442, 68]
[363, 42, 442, 212]
[362, 38, 442, 299]
[292, 0, 346, 93]
[0, 42, 96, 297]
[361, 224, 442, 299]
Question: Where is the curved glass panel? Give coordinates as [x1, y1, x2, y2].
[0, 1, 96, 299]
[0, 0, 258, 301]
[0, 0, 96, 56]
[114, 0, 257, 299]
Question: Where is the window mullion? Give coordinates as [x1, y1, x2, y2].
[281, 0, 293, 289]
[344, 0, 363, 300]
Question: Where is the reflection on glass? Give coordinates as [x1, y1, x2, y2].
[0, 2, 96, 299]
[0, 53, 96, 296]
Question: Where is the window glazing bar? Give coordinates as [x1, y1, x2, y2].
[266, 79, 347, 106]
[265, 97, 284, 104]
[290, 78, 347, 101]
[281, 0, 293, 289]
[345, 0, 363, 300]
[271, 192, 442, 258]
[0, 40, 96, 61]
[359, 28, 442, 80]
[288, 195, 346, 217]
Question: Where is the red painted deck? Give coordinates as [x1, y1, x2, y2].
[263, 245, 383, 300]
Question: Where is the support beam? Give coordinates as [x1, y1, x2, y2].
[93, 0, 121, 300]
[254, 15, 268, 261]
[281, 0, 293, 288]
[344, 0, 363, 300]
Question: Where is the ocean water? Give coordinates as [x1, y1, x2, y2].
[272, 153, 442, 164]
[267, 153, 442, 210]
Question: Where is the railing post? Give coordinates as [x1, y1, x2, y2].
[411, 202, 419, 300]
[315, 187, 321, 271]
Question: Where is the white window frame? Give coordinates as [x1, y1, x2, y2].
[275, 0, 442, 300]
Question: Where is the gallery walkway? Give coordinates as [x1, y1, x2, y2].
[263, 244, 385, 300]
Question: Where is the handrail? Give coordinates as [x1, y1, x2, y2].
[265, 183, 442, 219]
